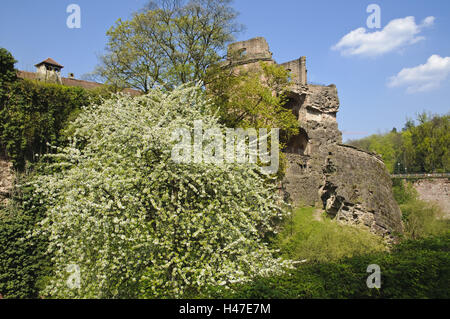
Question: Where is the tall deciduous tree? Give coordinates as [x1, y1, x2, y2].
[205, 60, 299, 142]
[0, 48, 18, 156]
[95, 0, 243, 92]
[348, 112, 449, 174]
[0, 48, 17, 104]
[204, 60, 300, 178]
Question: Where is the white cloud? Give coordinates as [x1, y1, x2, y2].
[332, 16, 435, 57]
[388, 55, 450, 93]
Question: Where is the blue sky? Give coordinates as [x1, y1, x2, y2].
[1, 0, 449, 140]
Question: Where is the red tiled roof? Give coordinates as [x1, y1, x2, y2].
[17, 70, 142, 96]
[61, 77, 141, 96]
[35, 58, 64, 68]
[61, 77, 104, 89]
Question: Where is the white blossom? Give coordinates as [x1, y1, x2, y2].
[29, 84, 293, 299]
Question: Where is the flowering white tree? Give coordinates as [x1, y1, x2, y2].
[29, 84, 291, 298]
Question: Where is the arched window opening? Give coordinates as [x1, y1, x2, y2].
[283, 93, 306, 120]
[286, 68, 292, 82]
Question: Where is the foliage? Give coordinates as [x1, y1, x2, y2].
[392, 178, 418, 205]
[392, 179, 448, 240]
[204, 233, 450, 299]
[95, 0, 242, 92]
[274, 207, 387, 263]
[0, 48, 17, 105]
[205, 61, 299, 178]
[28, 84, 292, 298]
[348, 113, 450, 174]
[0, 173, 52, 299]
[205, 61, 298, 138]
[0, 47, 18, 157]
[0, 78, 111, 170]
[401, 199, 448, 240]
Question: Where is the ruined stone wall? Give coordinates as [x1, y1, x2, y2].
[227, 37, 273, 61]
[283, 143, 403, 238]
[281, 82, 403, 239]
[296, 84, 342, 147]
[224, 37, 274, 70]
[412, 179, 450, 218]
[281, 56, 307, 85]
[225, 37, 404, 239]
[321, 145, 403, 237]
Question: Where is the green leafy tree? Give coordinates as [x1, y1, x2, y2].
[205, 61, 299, 141]
[0, 48, 17, 100]
[0, 48, 18, 154]
[348, 113, 449, 173]
[205, 60, 299, 178]
[409, 113, 449, 172]
[95, 0, 243, 92]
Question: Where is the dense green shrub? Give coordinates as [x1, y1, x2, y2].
[392, 179, 418, 205]
[274, 207, 386, 263]
[28, 84, 291, 298]
[0, 76, 115, 170]
[401, 199, 448, 240]
[0, 48, 17, 108]
[0, 175, 52, 299]
[0, 79, 93, 170]
[393, 179, 448, 240]
[205, 233, 450, 299]
[204, 206, 449, 299]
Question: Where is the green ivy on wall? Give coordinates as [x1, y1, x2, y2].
[0, 78, 111, 170]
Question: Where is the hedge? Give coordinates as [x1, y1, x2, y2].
[0, 179, 51, 299]
[0, 78, 111, 170]
[204, 233, 450, 299]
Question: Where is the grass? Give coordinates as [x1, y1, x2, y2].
[205, 232, 450, 299]
[392, 179, 449, 240]
[203, 184, 450, 299]
[401, 200, 448, 239]
[274, 207, 387, 263]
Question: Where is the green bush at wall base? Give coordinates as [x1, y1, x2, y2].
[0, 180, 52, 299]
[274, 207, 387, 263]
[204, 233, 449, 299]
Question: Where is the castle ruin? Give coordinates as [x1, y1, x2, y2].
[224, 37, 403, 239]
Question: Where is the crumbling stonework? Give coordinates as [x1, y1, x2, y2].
[225, 37, 403, 239]
[320, 144, 403, 236]
[412, 179, 450, 218]
[281, 56, 307, 85]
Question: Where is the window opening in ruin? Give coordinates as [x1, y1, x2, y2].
[286, 128, 309, 155]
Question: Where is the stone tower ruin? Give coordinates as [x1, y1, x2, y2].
[35, 58, 64, 84]
[224, 37, 403, 239]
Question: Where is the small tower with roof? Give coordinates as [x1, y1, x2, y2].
[35, 58, 64, 84]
